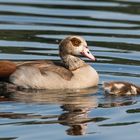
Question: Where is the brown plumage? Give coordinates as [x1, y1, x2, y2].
[103, 81, 140, 95]
[0, 36, 99, 89]
[0, 61, 16, 78]
[16, 60, 73, 81]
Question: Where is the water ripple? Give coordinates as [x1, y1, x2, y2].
[0, 0, 140, 139]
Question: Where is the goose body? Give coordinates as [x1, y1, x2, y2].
[0, 36, 99, 89]
[10, 63, 98, 89]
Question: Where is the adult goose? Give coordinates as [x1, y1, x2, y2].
[0, 36, 99, 89]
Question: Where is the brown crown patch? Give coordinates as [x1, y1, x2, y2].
[70, 37, 81, 47]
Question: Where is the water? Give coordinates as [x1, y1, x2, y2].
[0, 0, 140, 139]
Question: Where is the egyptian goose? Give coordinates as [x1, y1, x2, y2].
[0, 36, 99, 89]
[103, 81, 140, 96]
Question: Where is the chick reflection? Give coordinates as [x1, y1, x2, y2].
[1, 87, 98, 136]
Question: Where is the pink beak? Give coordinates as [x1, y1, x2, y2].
[81, 47, 96, 61]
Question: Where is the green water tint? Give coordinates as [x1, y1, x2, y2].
[0, 0, 140, 139]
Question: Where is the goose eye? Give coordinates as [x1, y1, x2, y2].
[71, 38, 81, 47]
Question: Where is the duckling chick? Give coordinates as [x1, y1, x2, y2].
[103, 81, 140, 96]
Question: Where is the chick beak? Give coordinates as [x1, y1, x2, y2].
[80, 47, 96, 61]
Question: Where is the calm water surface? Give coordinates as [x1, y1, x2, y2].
[0, 0, 140, 140]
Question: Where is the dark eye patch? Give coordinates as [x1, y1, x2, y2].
[70, 38, 81, 47]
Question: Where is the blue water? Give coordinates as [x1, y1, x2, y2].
[0, 0, 140, 140]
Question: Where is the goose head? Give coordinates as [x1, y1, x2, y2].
[59, 36, 96, 61]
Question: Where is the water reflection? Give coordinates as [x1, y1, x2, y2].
[0, 137, 17, 140]
[99, 100, 136, 108]
[0, 87, 98, 135]
[0, 86, 139, 135]
[0, 0, 140, 139]
[99, 92, 137, 108]
[58, 90, 97, 136]
[126, 108, 140, 113]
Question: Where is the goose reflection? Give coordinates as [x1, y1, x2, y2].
[0, 86, 137, 135]
[0, 87, 98, 136]
[58, 89, 98, 136]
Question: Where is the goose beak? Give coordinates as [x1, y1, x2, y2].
[80, 47, 96, 61]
